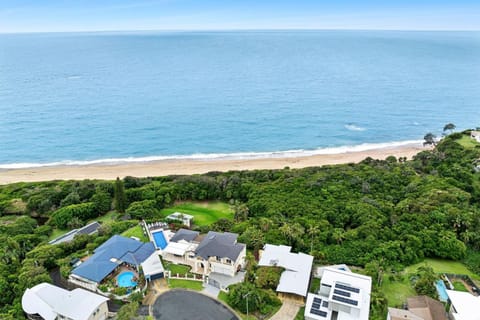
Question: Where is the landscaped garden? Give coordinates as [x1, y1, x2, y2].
[160, 201, 233, 226]
[121, 225, 149, 242]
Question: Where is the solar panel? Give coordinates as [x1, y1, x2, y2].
[332, 295, 358, 306]
[322, 301, 329, 308]
[333, 289, 351, 297]
[310, 309, 327, 317]
[313, 297, 322, 304]
[312, 302, 321, 309]
[335, 283, 360, 293]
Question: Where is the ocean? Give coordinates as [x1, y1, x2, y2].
[0, 30, 479, 168]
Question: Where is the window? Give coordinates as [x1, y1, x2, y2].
[226, 259, 231, 264]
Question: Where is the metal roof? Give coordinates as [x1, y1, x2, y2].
[194, 231, 245, 261]
[71, 235, 155, 283]
[170, 228, 200, 243]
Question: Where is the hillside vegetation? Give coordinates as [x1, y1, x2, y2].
[0, 131, 479, 319]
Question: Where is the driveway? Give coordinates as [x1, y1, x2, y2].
[269, 298, 302, 320]
[152, 289, 239, 320]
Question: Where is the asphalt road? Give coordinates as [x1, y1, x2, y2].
[152, 290, 239, 320]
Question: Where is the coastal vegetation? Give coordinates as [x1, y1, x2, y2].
[0, 129, 479, 318]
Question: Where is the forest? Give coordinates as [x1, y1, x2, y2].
[0, 130, 479, 319]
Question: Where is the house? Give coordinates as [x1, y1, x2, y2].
[258, 244, 313, 299]
[141, 252, 165, 282]
[446, 290, 480, 320]
[166, 212, 194, 227]
[304, 267, 371, 320]
[49, 221, 101, 245]
[70, 235, 155, 290]
[471, 131, 480, 143]
[22, 282, 108, 320]
[387, 296, 448, 320]
[162, 229, 200, 265]
[194, 231, 246, 277]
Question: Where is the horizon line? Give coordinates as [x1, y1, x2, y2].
[1, 27, 480, 35]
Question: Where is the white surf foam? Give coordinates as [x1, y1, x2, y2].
[344, 124, 366, 131]
[0, 139, 424, 170]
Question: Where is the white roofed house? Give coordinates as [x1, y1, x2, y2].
[258, 244, 314, 300]
[470, 131, 480, 143]
[161, 228, 200, 266]
[22, 283, 109, 320]
[166, 212, 194, 227]
[446, 289, 480, 320]
[304, 267, 372, 320]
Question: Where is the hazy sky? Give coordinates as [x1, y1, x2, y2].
[1, 0, 479, 33]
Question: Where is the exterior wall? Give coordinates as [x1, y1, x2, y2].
[87, 301, 109, 320]
[69, 274, 98, 291]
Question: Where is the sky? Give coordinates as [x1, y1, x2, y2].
[0, 0, 479, 33]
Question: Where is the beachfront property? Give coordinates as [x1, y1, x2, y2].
[387, 296, 447, 320]
[22, 282, 109, 320]
[69, 235, 155, 291]
[166, 212, 194, 227]
[162, 229, 246, 278]
[470, 131, 480, 143]
[48, 221, 101, 245]
[144, 221, 175, 250]
[304, 267, 372, 320]
[258, 244, 314, 299]
[446, 289, 480, 320]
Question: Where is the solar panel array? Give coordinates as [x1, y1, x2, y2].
[310, 297, 327, 318]
[332, 295, 359, 306]
[335, 283, 360, 293]
[333, 289, 351, 297]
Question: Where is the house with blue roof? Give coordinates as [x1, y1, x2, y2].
[69, 235, 155, 290]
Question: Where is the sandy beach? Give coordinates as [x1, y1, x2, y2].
[0, 144, 427, 185]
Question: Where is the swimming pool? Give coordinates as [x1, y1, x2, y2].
[436, 279, 449, 302]
[152, 230, 168, 249]
[117, 271, 137, 288]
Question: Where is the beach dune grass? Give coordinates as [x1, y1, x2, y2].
[160, 201, 233, 226]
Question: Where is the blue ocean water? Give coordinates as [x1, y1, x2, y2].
[0, 31, 479, 168]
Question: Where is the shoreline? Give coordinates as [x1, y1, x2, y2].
[0, 143, 427, 184]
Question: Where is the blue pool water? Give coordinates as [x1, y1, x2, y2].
[436, 280, 449, 302]
[117, 271, 137, 288]
[152, 231, 168, 249]
[1, 31, 480, 167]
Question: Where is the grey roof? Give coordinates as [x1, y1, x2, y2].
[170, 229, 200, 243]
[194, 231, 245, 261]
[77, 221, 101, 235]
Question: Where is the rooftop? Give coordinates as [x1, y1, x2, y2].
[22, 283, 108, 320]
[258, 244, 313, 297]
[447, 290, 480, 320]
[71, 235, 155, 283]
[195, 231, 245, 261]
[48, 221, 101, 245]
[169, 228, 200, 243]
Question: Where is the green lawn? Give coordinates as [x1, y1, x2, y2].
[48, 228, 69, 241]
[452, 281, 469, 292]
[294, 307, 305, 320]
[165, 263, 191, 275]
[456, 135, 479, 149]
[405, 258, 480, 281]
[160, 201, 233, 226]
[383, 258, 480, 307]
[309, 278, 320, 293]
[121, 225, 149, 242]
[381, 275, 416, 307]
[167, 279, 203, 291]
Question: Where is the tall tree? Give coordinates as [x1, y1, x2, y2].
[443, 123, 456, 134]
[114, 177, 127, 213]
[423, 132, 437, 146]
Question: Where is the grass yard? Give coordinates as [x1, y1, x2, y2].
[309, 278, 320, 293]
[452, 280, 469, 292]
[456, 135, 479, 149]
[167, 279, 203, 291]
[121, 224, 149, 242]
[405, 258, 480, 281]
[160, 201, 233, 226]
[165, 263, 191, 275]
[48, 228, 69, 241]
[381, 275, 416, 307]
